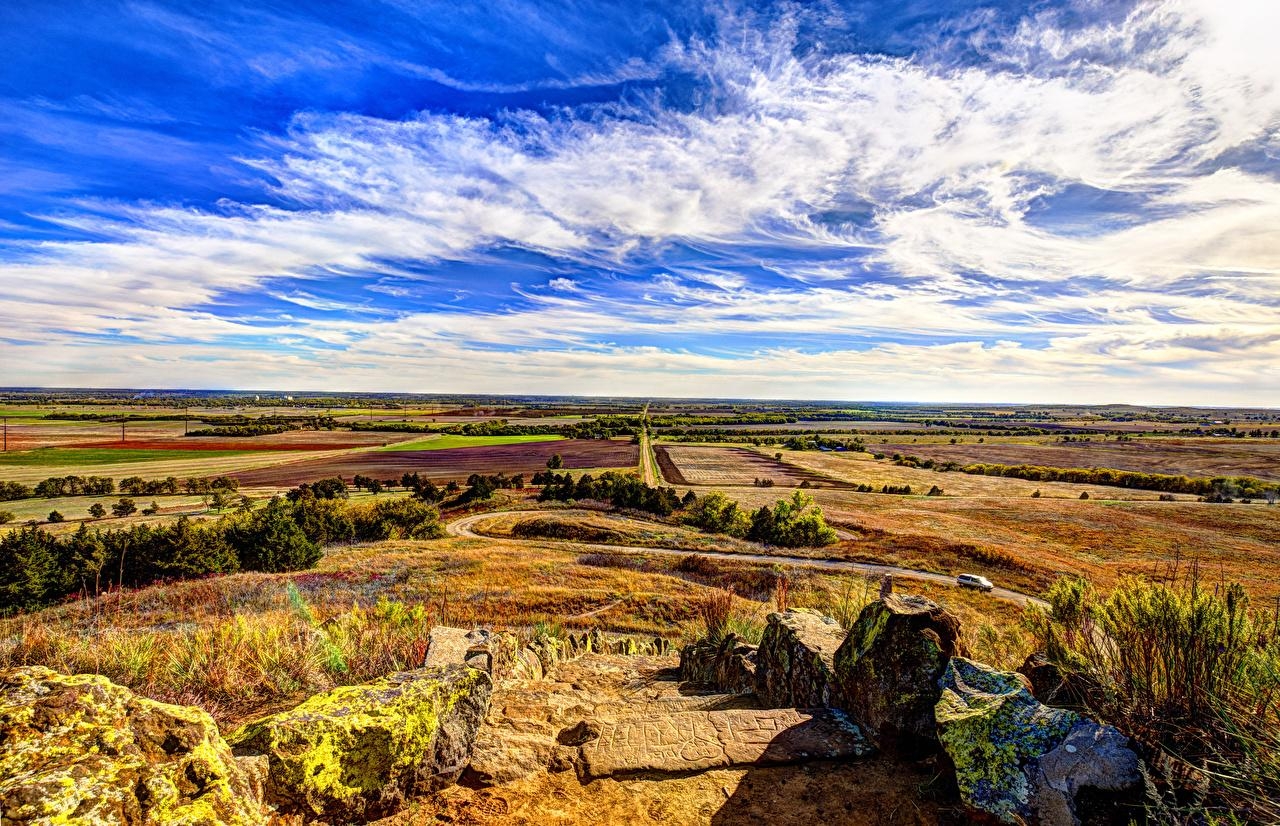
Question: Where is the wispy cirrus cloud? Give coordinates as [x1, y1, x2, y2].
[0, 0, 1277, 402]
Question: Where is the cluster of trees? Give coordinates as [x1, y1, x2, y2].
[780, 435, 865, 452]
[847, 483, 915, 494]
[535, 471, 686, 516]
[958, 463, 1278, 498]
[0, 481, 31, 502]
[455, 472, 526, 504]
[0, 486, 445, 614]
[285, 477, 349, 501]
[187, 424, 291, 437]
[34, 476, 115, 497]
[186, 414, 337, 437]
[683, 490, 837, 547]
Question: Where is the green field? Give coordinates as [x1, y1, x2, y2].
[379, 434, 565, 451]
[0, 447, 253, 467]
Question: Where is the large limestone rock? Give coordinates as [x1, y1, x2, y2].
[755, 609, 846, 708]
[0, 665, 266, 826]
[833, 594, 963, 748]
[679, 632, 757, 695]
[230, 664, 491, 822]
[936, 658, 1143, 825]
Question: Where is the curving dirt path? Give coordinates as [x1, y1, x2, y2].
[446, 509, 1047, 610]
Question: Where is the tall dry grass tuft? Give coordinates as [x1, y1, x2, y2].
[0, 583, 440, 725]
[696, 587, 735, 644]
[1029, 563, 1280, 821]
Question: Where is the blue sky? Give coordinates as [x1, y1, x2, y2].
[1, 0, 1278, 403]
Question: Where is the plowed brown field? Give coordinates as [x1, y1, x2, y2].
[231, 439, 638, 486]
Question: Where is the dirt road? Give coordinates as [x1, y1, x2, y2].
[446, 509, 1048, 610]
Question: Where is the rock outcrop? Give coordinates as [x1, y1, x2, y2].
[578, 707, 873, 779]
[230, 663, 491, 822]
[755, 609, 845, 708]
[0, 665, 267, 826]
[936, 657, 1143, 826]
[834, 594, 963, 749]
[679, 632, 758, 695]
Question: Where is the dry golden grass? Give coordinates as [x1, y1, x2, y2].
[871, 436, 1280, 482]
[740, 488, 1280, 599]
[770, 447, 1188, 500]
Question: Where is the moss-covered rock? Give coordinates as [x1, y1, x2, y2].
[0, 665, 267, 826]
[834, 594, 963, 750]
[936, 658, 1080, 823]
[230, 664, 491, 822]
[755, 609, 846, 708]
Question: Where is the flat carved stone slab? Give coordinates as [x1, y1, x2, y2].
[578, 708, 872, 778]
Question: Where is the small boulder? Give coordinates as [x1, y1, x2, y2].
[423, 626, 492, 669]
[936, 658, 1143, 825]
[755, 609, 845, 708]
[679, 633, 757, 695]
[833, 594, 963, 749]
[230, 664, 491, 822]
[0, 665, 267, 826]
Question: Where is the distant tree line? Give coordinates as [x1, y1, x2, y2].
[1, 474, 242, 499]
[186, 415, 337, 437]
[349, 418, 636, 438]
[0, 482, 443, 615]
[956, 462, 1278, 498]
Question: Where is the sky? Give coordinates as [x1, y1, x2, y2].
[1, 0, 1278, 405]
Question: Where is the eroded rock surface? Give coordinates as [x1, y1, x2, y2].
[936, 657, 1143, 825]
[230, 663, 491, 822]
[834, 594, 963, 749]
[679, 632, 758, 695]
[755, 609, 845, 708]
[465, 653, 756, 787]
[578, 707, 873, 779]
[0, 665, 266, 826]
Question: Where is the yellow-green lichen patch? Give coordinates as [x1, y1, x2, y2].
[230, 664, 491, 822]
[935, 657, 1078, 824]
[0, 665, 268, 826]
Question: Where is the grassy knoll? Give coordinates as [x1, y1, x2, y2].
[378, 434, 565, 451]
[715, 485, 1280, 599]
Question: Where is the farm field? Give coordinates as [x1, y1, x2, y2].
[0, 448, 338, 486]
[654, 444, 854, 488]
[0, 447, 254, 467]
[378, 434, 565, 451]
[871, 437, 1280, 482]
[231, 438, 638, 486]
[771, 449, 1192, 500]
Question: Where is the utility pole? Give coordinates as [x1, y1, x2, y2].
[3, 417, 7, 452]
[121, 421, 126, 443]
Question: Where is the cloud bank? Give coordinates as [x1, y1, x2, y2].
[0, 0, 1277, 403]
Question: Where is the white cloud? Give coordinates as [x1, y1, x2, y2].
[2, 0, 1279, 403]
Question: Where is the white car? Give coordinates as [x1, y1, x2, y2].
[957, 573, 994, 592]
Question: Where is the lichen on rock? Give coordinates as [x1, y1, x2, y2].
[755, 609, 846, 708]
[0, 665, 267, 826]
[230, 663, 491, 822]
[935, 656, 1146, 825]
[834, 593, 963, 750]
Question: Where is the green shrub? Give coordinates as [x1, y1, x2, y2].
[1029, 570, 1280, 819]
